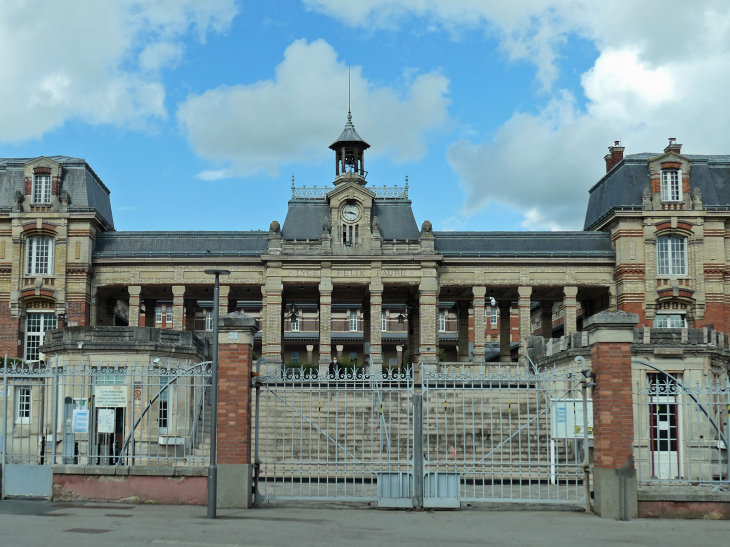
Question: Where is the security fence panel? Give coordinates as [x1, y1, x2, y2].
[2, 358, 212, 499]
[634, 373, 730, 489]
[422, 364, 589, 507]
[254, 364, 414, 506]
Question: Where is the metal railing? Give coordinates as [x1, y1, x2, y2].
[2, 358, 212, 468]
[633, 360, 730, 488]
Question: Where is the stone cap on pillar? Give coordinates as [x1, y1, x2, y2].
[218, 311, 260, 345]
[583, 310, 639, 345]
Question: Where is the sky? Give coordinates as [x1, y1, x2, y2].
[2, 0, 730, 232]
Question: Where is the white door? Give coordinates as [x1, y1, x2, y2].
[650, 394, 680, 479]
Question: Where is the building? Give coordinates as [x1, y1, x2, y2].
[0, 117, 729, 374]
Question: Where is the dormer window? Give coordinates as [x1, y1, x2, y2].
[32, 174, 52, 204]
[660, 169, 681, 202]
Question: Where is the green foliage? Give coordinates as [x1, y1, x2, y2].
[439, 348, 446, 362]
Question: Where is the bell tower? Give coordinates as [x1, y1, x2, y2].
[329, 110, 370, 185]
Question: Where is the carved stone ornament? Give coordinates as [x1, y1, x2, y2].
[421, 220, 433, 233]
[13, 190, 24, 206]
[59, 189, 70, 205]
[372, 215, 381, 234]
[322, 215, 332, 234]
[641, 187, 652, 207]
[269, 220, 281, 234]
[691, 187, 702, 201]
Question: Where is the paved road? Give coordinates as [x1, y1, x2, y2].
[1, 500, 728, 547]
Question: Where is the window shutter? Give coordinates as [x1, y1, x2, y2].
[48, 237, 55, 275]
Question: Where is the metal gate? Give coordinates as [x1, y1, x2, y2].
[253, 359, 590, 508]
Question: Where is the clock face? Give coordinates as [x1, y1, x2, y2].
[342, 203, 360, 221]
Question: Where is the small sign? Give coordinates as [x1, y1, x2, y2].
[228, 331, 240, 340]
[0, 386, 4, 398]
[97, 408, 115, 434]
[550, 399, 593, 439]
[72, 409, 89, 433]
[95, 385, 128, 407]
[134, 384, 142, 406]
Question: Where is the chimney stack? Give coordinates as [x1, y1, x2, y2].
[664, 137, 682, 155]
[604, 140, 625, 172]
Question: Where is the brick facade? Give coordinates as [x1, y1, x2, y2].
[217, 342, 253, 465]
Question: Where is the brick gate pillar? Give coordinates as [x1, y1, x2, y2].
[584, 310, 639, 519]
[472, 286, 486, 363]
[216, 311, 259, 509]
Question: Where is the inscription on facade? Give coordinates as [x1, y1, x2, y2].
[377, 269, 408, 277]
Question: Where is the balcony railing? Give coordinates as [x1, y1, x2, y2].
[284, 319, 320, 332]
[331, 319, 363, 332]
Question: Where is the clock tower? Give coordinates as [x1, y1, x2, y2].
[327, 111, 376, 254]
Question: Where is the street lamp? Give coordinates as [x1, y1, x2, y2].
[204, 268, 230, 519]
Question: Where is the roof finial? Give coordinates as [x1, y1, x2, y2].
[405, 174, 409, 186]
[291, 174, 295, 188]
[348, 66, 352, 124]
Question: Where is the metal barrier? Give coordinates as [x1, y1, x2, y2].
[633, 360, 730, 488]
[254, 359, 590, 507]
[2, 358, 212, 498]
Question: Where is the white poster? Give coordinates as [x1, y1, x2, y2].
[72, 409, 89, 434]
[550, 398, 594, 439]
[97, 408, 115, 434]
[95, 385, 128, 407]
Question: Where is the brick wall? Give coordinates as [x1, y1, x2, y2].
[0, 304, 20, 357]
[591, 341, 634, 469]
[67, 301, 89, 326]
[217, 343, 253, 465]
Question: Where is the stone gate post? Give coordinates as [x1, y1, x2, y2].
[584, 310, 639, 519]
[216, 311, 259, 509]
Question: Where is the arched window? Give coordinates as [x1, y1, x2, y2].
[26, 236, 54, 275]
[660, 169, 682, 202]
[657, 236, 687, 276]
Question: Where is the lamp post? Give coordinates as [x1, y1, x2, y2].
[204, 268, 230, 519]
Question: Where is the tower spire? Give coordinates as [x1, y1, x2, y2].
[348, 66, 351, 123]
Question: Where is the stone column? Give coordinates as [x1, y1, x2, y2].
[418, 278, 439, 365]
[457, 301, 470, 361]
[584, 310, 639, 519]
[336, 345, 343, 359]
[128, 286, 141, 327]
[318, 279, 332, 367]
[369, 282, 383, 366]
[472, 286, 486, 363]
[306, 344, 314, 365]
[172, 286, 185, 331]
[216, 312, 259, 509]
[540, 301, 553, 339]
[395, 345, 403, 367]
[563, 286, 578, 336]
[144, 298, 156, 328]
[517, 286, 533, 358]
[262, 277, 283, 366]
[219, 285, 231, 315]
[499, 301, 512, 362]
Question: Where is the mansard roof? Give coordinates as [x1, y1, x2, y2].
[433, 231, 614, 258]
[281, 198, 420, 241]
[0, 156, 114, 229]
[93, 231, 268, 258]
[584, 153, 730, 230]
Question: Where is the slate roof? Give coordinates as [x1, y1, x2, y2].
[433, 231, 614, 258]
[329, 113, 370, 149]
[584, 153, 730, 230]
[0, 156, 114, 229]
[281, 198, 421, 241]
[93, 231, 268, 258]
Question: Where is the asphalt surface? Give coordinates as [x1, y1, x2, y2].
[0, 500, 728, 547]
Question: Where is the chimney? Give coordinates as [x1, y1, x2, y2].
[664, 137, 682, 155]
[604, 140, 625, 172]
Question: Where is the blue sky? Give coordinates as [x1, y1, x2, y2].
[2, 1, 730, 232]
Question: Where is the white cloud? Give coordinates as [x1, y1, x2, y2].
[0, 0, 238, 142]
[306, 1, 730, 229]
[177, 39, 451, 178]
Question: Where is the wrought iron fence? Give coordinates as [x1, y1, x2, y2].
[634, 374, 730, 488]
[2, 358, 212, 468]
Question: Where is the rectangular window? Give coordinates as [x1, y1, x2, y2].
[165, 306, 173, 326]
[15, 386, 31, 423]
[487, 306, 498, 327]
[438, 310, 446, 332]
[24, 312, 56, 361]
[291, 313, 300, 331]
[32, 174, 52, 204]
[657, 236, 687, 276]
[155, 306, 162, 323]
[661, 170, 681, 201]
[349, 310, 358, 331]
[290, 351, 299, 364]
[26, 236, 54, 275]
[654, 314, 686, 328]
[381, 310, 387, 332]
[205, 310, 213, 331]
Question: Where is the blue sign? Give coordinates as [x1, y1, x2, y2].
[72, 409, 89, 433]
